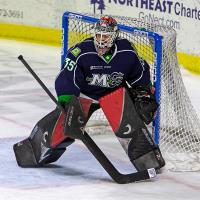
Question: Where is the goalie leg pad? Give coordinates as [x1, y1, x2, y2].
[132, 148, 165, 171]
[127, 130, 165, 171]
[99, 87, 165, 171]
[14, 96, 92, 167]
[13, 138, 69, 167]
[13, 108, 75, 167]
[13, 138, 37, 167]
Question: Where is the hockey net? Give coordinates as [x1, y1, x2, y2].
[62, 12, 200, 171]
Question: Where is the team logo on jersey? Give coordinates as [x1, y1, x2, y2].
[86, 72, 124, 88]
[71, 47, 81, 57]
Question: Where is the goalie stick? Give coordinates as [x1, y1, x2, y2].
[16, 55, 157, 184]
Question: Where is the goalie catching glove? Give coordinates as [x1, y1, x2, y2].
[128, 85, 158, 125]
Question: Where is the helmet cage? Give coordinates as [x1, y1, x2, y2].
[94, 16, 119, 50]
[94, 30, 117, 49]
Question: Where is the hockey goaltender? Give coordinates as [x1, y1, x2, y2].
[13, 15, 165, 183]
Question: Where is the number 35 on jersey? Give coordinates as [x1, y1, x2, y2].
[64, 58, 76, 71]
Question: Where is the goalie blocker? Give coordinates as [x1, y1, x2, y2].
[99, 87, 165, 171]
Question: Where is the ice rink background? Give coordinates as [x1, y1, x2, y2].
[0, 39, 200, 200]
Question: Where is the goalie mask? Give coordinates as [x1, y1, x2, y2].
[94, 16, 119, 56]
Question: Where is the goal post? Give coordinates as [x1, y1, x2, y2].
[61, 11, 200, 171]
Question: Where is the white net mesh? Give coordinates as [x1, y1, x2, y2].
[63, 13, 200, 171]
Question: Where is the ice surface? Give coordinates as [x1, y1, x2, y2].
[0, 39, 199, 200]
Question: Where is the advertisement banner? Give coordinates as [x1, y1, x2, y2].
[85, 0, 200, 56]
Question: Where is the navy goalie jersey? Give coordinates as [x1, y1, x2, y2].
[55, 37, 151, 100]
